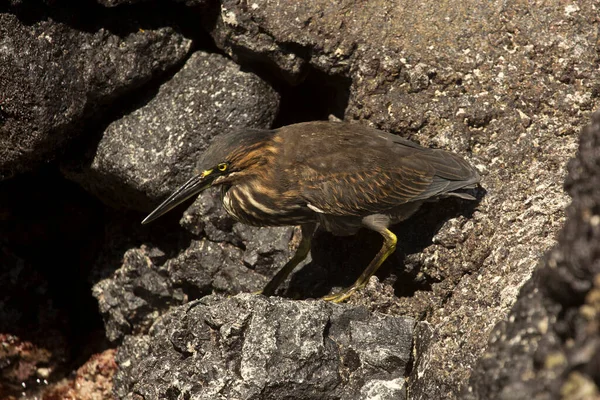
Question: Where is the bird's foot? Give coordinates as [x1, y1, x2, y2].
[321, 286, 358, 303]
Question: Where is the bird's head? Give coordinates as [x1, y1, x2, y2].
[142, 127, 276, 224]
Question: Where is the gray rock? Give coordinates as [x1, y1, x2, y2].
[205, 1, 600, 396]
[182, 190, 295, 276]
[93, 191, 295, 341]
[67, 50, 279, 210]
[93, 246, 186, 342]
[464, 110, 600, 399]
[3, 1, 598, 399]
[359, 379, 406, 400]
[0, 10, 191, 180]
[407, 322, 435, 400]
[114, 294, 414, 400]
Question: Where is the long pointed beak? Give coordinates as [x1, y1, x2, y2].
[142, 173, 214, 224]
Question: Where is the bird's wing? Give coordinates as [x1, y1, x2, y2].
[298, 147, 478, 217]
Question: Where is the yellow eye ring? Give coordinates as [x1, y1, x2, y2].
[217, 163, 228, 172]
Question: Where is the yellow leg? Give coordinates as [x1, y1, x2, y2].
[258, 223, 316, 297]
[322, 228, 397, 303]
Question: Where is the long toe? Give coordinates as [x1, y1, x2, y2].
[321, 286, 358, 303]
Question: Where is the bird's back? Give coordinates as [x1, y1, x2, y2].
[275, 121, 480, 218]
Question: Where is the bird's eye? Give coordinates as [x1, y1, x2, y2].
[217, 163, 228, 172]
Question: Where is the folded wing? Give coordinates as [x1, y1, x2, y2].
[299, 139, 479, 217]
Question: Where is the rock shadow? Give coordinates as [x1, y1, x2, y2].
[285, 188, 485, 300]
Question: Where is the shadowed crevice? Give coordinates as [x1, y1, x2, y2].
[285, 191, 484, 301]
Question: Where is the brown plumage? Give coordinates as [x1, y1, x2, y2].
[143, 121, 481, 302]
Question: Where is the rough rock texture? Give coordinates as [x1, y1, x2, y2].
[0, 8, 191, 180]
[114, 294, 414, 400]
[1, 1, 599, 399]
[65, 50, 280, 210]
[464, 110, 600, 399]
[180, 190, 296, 279]
[204, 1, 599, 397]
[94, 190, 295, 342]
[40, 349, 117, 400]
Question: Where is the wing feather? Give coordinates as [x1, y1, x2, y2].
[298, 141, 479, 217]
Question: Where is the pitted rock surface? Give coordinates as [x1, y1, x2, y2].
[114, 294, 414, 400]
[65, 51, 279, 210]
[0, 9, 191, 180]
